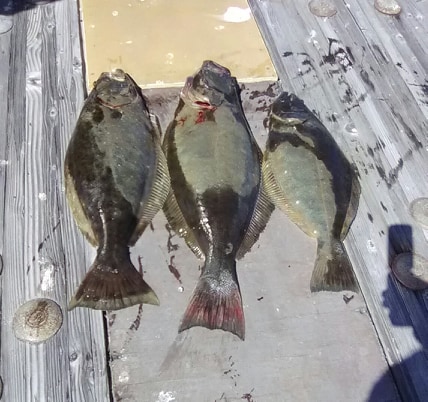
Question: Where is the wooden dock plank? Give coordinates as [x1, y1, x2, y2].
[0, 1, 109, 401]
[249, 0, 428, 400]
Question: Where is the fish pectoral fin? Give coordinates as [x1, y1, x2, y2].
[68, 252, 159, 311]
[236, 176, 275, 260]
[310, 240, 359, 293]
[162, 189, 204, 259]
[130, 143, 171, 245]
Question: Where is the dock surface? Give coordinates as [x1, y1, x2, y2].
[1, 0, 427, 401]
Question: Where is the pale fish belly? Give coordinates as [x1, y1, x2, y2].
[175, 117, 258, 196]
[269, 141, 336, 239]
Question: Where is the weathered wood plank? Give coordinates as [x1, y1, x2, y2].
[104, 84, 399, 402]
[249, 0, 428, 400]
[0, 1, 109, 401]
[0, 7, 13, 401]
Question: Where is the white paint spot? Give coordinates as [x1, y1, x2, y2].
[157, 391, 176, 402]
[112, 10, 119, 17]
[38, 192, 47, 201]
[345, 122, 358, 135]
[222, 7, 251, 23]
[0, 160, 9, 166]
[366, 239, 377, 253]
[276, 307, 280, 312]
[90, 24, 95, 28]
[118, 371, 129, 383]
[165, 52, 174, 65]
[125, 40, 133, 44]
[295, 200, 300, 205]
[214, 25, 225, 30]
[39, 258, 55, 291]
[307, 29, 317, 43]
[178, 286, 184, 293]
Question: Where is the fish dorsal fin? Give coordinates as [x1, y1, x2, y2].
[236, 151, 275, 260]
[261, 153, 291, 215]
[64, 161, 98, 247]
[130, 140, 171, 246]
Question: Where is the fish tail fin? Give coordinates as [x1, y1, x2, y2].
[68, 251, 159, 311]
[310, 240, 359, 292]
[179, 259, 245, 340]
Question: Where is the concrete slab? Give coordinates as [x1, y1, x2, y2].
[106, 83, 400, 402]
[80, 0, 276, 88]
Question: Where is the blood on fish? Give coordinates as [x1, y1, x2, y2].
[177, 117, 187, 126]
[195, 110, 206, 124]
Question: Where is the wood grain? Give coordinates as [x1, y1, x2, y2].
[0, 1, 109, 401]
[249, 0, 428, 400]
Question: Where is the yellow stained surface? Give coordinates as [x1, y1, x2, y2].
[81, 0, 276, 88]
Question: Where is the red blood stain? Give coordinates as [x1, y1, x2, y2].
[177, 117, 186, 126]
[195, 110, 206, 124]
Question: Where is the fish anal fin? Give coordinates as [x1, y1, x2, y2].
[310, 240, 358, 293]
[340, 173, 361, 240]
[130, 143, 170, 245]
[163, 189, 204, 259]
[236, 177, 275, 260]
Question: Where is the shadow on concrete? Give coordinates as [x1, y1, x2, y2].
[0, 0, 59, 15]
[367, 225, 426, 402]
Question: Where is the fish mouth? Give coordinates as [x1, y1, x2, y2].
[95, 69, 139, 109]
[180, 60, 236, 109]
[270, 92, 308, 125]
[180, 76, 216, 110]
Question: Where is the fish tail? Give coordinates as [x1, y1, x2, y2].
[68, 251, 159, 311]
[178, 259, 245, 340]
[310, 240, 359, 292]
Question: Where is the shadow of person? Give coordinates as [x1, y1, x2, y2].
[367, 273, 427, 402]
[0, 0, 59, 16]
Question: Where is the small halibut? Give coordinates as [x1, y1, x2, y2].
[65, 69, 170, 310]
[263, 92, 360, 292]
[163, 60, 273, 340]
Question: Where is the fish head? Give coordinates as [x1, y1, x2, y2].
[269, 92, 309, 126]
[180, 60, 237, 110]
[94, 69, 142, 109]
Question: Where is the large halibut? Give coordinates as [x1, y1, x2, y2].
[163, 60, 273, 339]
[263, 92, 360, 292]
[65, 69, 170, 310]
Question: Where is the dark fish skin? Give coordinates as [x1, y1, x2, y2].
[65, 69, 170, 310]
[163, 60, 273, 340]
[263, 92, 360, 292]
